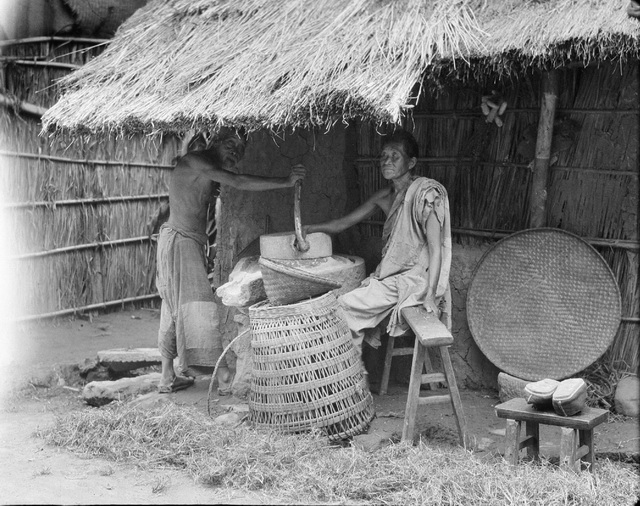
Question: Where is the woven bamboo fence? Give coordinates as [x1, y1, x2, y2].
[0, 38, 176, 320]
[354, 61, 639, 375]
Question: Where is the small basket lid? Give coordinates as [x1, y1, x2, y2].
[467, 228, 621, 381]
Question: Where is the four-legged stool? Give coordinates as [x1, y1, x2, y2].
[494, 397, 608, 473]
[380, 306, 467, 446]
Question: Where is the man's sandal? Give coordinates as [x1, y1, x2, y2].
[158, 375, 195, 394]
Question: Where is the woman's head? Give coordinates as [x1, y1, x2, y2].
[379, 129, 419, 181]
[381, 130, 419, 159]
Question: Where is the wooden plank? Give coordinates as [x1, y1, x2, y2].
[494, 398, 608, 430]
[379, 334, 395, 395]
[579, 430, 595, 473]
[504, 419, 521, 465]
[401, 306, 453, 346]
[525, 422, 540, 462]
[391, 348, 415, 356]
[421, 373, 446, 384]
[440, 346, 467, 447]
[402, 339, 425, 442]
[560, 427, 578, 473]
[417, 394, 451, 406]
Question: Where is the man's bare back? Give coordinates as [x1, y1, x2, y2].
[167, 151, 221, 237]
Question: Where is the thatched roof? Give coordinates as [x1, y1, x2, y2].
[42, 0, 640, 136]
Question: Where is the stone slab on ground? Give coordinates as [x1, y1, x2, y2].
[614, 375, 639, 418]
[497, 372, 528, 403]
[82, 372, 162, 406]
[97, 347, 162, 372]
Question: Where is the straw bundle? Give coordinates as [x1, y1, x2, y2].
[42, 0, 639, 135]
[43, 0, 485, 135]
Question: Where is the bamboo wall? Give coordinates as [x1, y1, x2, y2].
[353, 62, 639, 384]
[0, 39, 175, 319]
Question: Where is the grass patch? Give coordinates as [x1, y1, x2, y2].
[38, 403, 639, 505]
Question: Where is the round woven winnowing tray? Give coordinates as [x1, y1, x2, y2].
[467, 228, 621, 381]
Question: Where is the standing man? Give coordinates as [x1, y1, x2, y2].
[157, 128, 305, 393]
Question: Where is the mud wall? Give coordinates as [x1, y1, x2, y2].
[213, 126, 350, 350]
[449, 243, 500, 389]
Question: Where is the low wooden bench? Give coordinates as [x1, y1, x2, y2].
[495, 397, 608, 473]
[381, 306, 467, 446]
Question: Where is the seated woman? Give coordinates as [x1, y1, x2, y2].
[305, 130, 451, 369]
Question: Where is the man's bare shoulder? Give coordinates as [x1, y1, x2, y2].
[175, 150, 218, 171]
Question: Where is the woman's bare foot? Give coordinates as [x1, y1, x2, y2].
[216, 366, 233, 395]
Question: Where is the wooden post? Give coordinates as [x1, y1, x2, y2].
[529, 70, 559, 228]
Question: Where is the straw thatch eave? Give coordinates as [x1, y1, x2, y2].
[42, 0, 640, 136]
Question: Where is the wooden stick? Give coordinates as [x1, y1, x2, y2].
[13, 293, 160, 322]
[0, 92, 47, 117]
[0, 150, 174, 169]
[529, 70, 559, 228]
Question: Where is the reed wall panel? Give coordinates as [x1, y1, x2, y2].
[1, 39, 173, 318]
[353, 61, 638, 382]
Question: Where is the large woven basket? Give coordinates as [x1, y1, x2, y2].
[248, 291, 375, 440]
[258, 256, 342, 306]
[467, 228, 621, 381]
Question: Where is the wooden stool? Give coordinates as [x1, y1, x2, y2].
[494, 397, 608, 473]
[380, 306, 467, 446]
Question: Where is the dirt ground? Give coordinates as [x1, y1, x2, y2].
[1, 307, 638, 505]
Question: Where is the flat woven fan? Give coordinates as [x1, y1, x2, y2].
[467, 228, 621, 381]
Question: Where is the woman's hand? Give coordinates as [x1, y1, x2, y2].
[422, 293, 440, 316]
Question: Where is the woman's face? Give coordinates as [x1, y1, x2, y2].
[379, 142, 416, 181]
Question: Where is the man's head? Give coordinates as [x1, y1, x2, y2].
[212, 127, 248, 169]
[188, 127, 249, 169]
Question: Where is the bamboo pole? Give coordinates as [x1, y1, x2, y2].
[355, 158, 637, 176]
[0, 36, 109, 47]
[9, 60, 81, 70]
[2, 194, 169, 209]
[0, 151, 174, 169]
[409, 108, 638, 117]
[13, 294, 160, 323]
[12, 235, 157, 260]
[529, 70, 559, 228]
[360, 224, 640, 251]
[0, 92, 47, 117]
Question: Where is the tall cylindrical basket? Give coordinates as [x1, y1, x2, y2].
[248, 292, 375, 440]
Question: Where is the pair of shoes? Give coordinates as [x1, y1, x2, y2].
[158, 375, 195, 394]
[524, 377, 587, 416]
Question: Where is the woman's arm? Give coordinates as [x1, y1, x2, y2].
[305, 188, 391, 235]
[421, 211, 442, 314]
